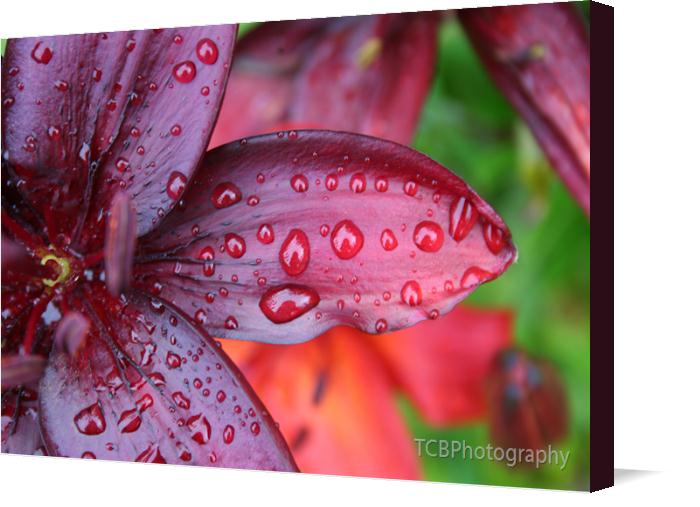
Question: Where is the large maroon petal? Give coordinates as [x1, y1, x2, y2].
[210, 13, 438, 148]
[2, 26, 236, 246]
[136, 131, 516, 344]
[459, 4, 590, 214]
[38, 285, 297, 470]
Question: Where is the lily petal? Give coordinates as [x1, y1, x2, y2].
[38, 285, 297, 470]
[220, 328, 420, 479]
[460, 4, 590, 214]
[2, 26, 237, 244]
[136, 131, 516, 344]
[371, 305, 513, 426]
[1, 386, 46, 456]
[210, 13, 438, 148]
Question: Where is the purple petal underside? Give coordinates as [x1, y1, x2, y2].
[136, 130, 516, 344]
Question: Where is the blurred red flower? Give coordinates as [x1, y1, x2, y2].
[221, 305, 513, 479]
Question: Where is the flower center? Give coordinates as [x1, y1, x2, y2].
[40, 252, 73, 288]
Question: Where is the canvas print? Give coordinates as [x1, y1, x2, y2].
[1, 1, 605, 491]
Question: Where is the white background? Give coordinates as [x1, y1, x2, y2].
[1, 0, 699, 504]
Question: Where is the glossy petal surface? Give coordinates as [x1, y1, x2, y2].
[210, 13, 438, 147]
[38, 286, 297, 470]
[220, 328, 420, 479]
[2, 26, 237, 245]
[371, 305, 513, 425]
[460, 4, 590, 213]
[137, 131, 516, 344]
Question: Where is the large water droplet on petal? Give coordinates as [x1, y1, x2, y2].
[224, 233, 246, 258]
[380, 229, 398, 251]
[279, 229, 311, 276]
[211, 182, 241, 209]
[449, 197, 478, 241]
[330, 220, 364, 260]
[400, 280, 422, 306]
[196, 38, 219, 65]
[74, 403, 106, 435]
[167, 171, 188, 200]
[483, 222, 506, 254]
[413, 221, 444, 252]
[172, 61, 197, 83]
[259, 284, 320, 323]
[31, 41, 53, 64]
[187, 413, 212, 445]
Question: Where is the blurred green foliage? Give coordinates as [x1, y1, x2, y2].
[407, 15, 590, 490]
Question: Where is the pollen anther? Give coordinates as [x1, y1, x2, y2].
[41, 254, 72, 287]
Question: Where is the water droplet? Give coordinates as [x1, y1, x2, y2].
[413, 221, 444, 252]
[172, 391, 191, 409]
[375, 177, 388, 192]
[172, 61, 196, 83]
[319, 224, 330, 237]
[401, 281, 422, 306]
[31, 41, 53, 64]
[325, 174, 338, 191]
[331, 220, 364, 259]
[259, 284, 320, 323]
[74, 403, 106, 435]
[54, 80, 69, 92]
[257, 224, 274, 244]
[200, 86, 210, 96]
[449, 197, 477, 241]
[375, 319, 388, 333]
[187, 413, 212, 444]
[125, 38, 136, 52]
[250, 422, 260, 436]
[170, 124, 182, 136]
[136, 444, 166, 463]
[115, 157, 130, 173]
[380, 229, 398, 251]
[460, 266, 493, 289]
[196, 38, 219, 65]
[167, 171, 187, 200]
[223, 424, 235, 444]
[404, 180, 418, 196]
[279, 229, 310, 276]
[198, 246, 216, 277]
[211, 182, 241, 208]
[224, 315, 238, 330]
[166, 351, 182, 369]
[483, 222, 506, 254]
[224, 233, 246, 258]
[350, 172, 366, 193]
[117, 409, 142, 433]
[429, 309, 440, 320]
[290, 174, 309, 192]
[194, 309, 207, 324]
[256, 173, 265, 184]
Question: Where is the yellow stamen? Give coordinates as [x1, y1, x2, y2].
[356, 37, 383, 69]
[41, 254, 71, 288]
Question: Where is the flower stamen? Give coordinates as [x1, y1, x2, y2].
[41, 253, 71, 287]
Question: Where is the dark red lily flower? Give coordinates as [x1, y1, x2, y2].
[486, 348, 568, 452]
[460, 3, 590, 214]
[1, 24, 515, 467]
[221, 305, 513, 479]
[210, 13, 439, 148]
